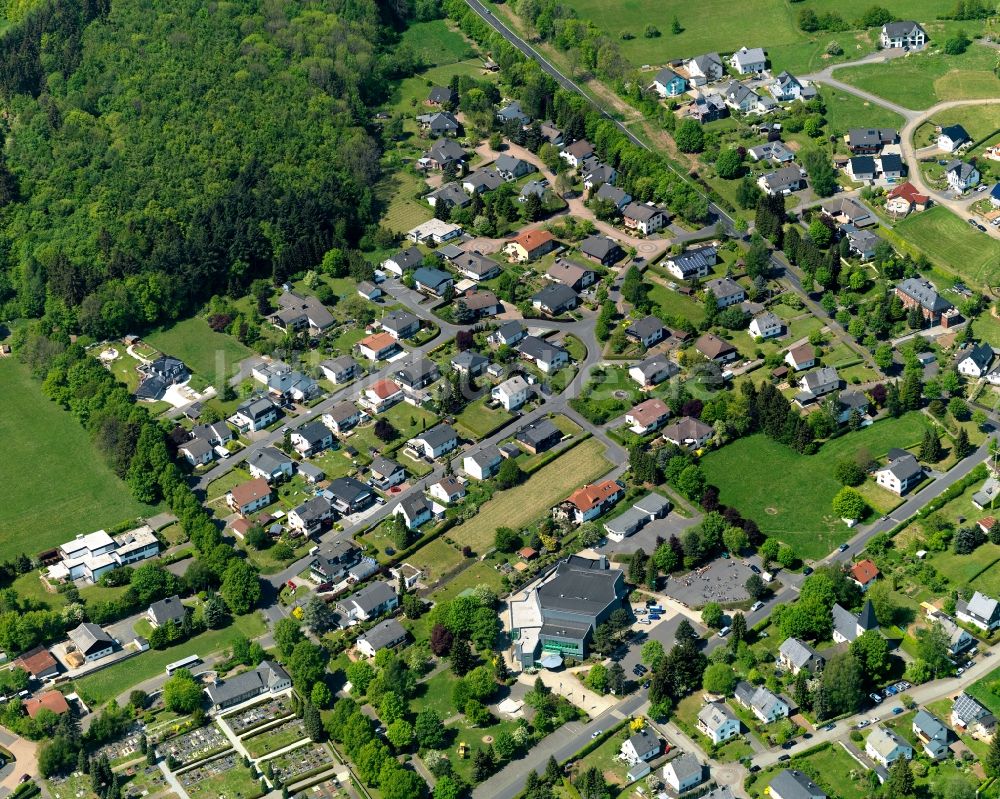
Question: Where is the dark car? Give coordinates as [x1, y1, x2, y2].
[803, 566, 814, 575]
[778, 754, 791, 762]
[781, 741, 794, 750]
[750, 564, 761, 574]
[838, 543, 849, 552]
[749, 764, 761, 773]
[642, 680, 651, 689]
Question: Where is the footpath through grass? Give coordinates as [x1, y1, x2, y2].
[700, 413, 931, 560]
[0, 359, 157, 560]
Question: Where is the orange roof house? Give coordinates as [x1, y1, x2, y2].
[849, 559, 880, 590]
[558, 479, 625, 523]
[227, 478, 273, 515]
[357, 332, 400, 360]
[24, 691, 69, 718]
[504, 229, 556, 262]
[15, 646, 58, 680]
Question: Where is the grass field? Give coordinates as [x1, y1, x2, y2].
[928, 104, 1000, 143]
[0, 359, 157, 560]
[448, 439, 612, 550]
[401, 537, 465, 584]
[969, 664, 1000, 716]
[889, 206, 1000, 289]
[75, 613, 266, 706]
[145, 317, 252, 387]
[836, 44, 1000, 110]
[819, 85, 906, 136]
[455, 397, 513, 440]
[700, 413, 932, 559]
[402, 19, 477, 66]
[181, 763, 262, 799]
[377, 168, 433, 234]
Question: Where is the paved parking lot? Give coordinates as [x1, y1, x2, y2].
[618, 612, 709, 677]
[662, 558, 755, 608]
[598, 513, 700, 557]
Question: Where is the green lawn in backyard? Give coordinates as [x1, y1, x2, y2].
[973, 314, 1000, 349]
[401, 19, 477, 67]
[819, 85, 906, 138]
[744, 743, 872, 799]
[925, 105, 1000, 143]
[700, 413, 932, 559]
[647, 281, 705, 325]
[181, 764, 262, 799]
[377, 168, 433, 234]
[399, 537, 465, 586]
[448, 438, 612, 552]
[0, 358, 158, 561]
[569, 728, 631, 788]
[888, 206, 1000, 290]
[75, 613, 267, 706]
[307, 448, 363, 482]
[835, 44, 1000, 110]
[411, 669, 461, 718]
[145, 317, 252, 387]
[968, 664, 1000, 716]
[430, 559, 506, 602]
[455, 397, 513, 441]
[349, 402, 440, 456]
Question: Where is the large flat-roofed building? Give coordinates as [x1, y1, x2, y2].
[511, 554, 627, 667]
[46, 526, 159, 584]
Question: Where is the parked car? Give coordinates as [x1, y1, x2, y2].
[750, 601, 764, 612]
[892, 707, 904, 715]
[857, 720, 869, 729]
[838, 543, 849, 552]
[750, 564, 762, 574]
[643, 680, 651, 689]
[803, 567, 814, 575]
[718, 626, 731, 638]
[591, 730, 602, 739]
[870, 693, 883, 704]
[823, 724, 835, 732]
[778, 754, 791, 762]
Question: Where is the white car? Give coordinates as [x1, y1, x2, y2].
[750, 601, 764, 612]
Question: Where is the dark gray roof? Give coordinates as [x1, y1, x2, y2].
[382, 309, 420, 334]
[881, 452, 923, 482]
[452, 350, 488, 369]
[327, 476, 372, 505]
[963, 343, 995, 371]
[399, 493, 431, 519]
[623, 202, 666, 222]
[427, 138, 465, 163]
[70, 623, 114, 654]
[357, 619, 407, 653]
[884, 20, 924, 38]
[428, 182, 470, 207]
[516, 418, 562, 447]
[953, 692, 991, 725]
[850, 155, 876, 174]
[664, 752, 702, 783]
[779, 637, 821, 669]
[416, 423, 458, 449]
[627, 315, 665, 339]
[370, 456, 402, 477]
[464, 168, 504, 192]
[537, 557, 625, 617]
[654, 66, 683, 86]
[206, 661, 289, 706]
[880, 153, 903, 172]
[249, 446, 291, 474]
[897, 278, 953, 313]
[292, 496, 332, 523]
[466, 445, 502, 467]
[517, 335, 568, 364]
[327, 401, 359, 423]
[345, 581, 396, 615]
[148, 596, 186, 626]
[531, 283, 579, 311]
[580, 235, 621, 260]
[848, 128, 897, 148]
[427, 85, 455, 104]
[236, 396, 278, 420]
[595, 183, 629, 205]
[769, 769, 826, 799]
[296, 421, 330, 447]
[387, 246, 423, 270]
[941, 123, 970, 142]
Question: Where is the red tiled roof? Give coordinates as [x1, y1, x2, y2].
[567, 479, 621, 513]
[16, 647, 57, 678]
[511, 229, 555, 252]
[360, 332, 397, 352]
[25, 691, 69, 718]
[369, 379, 401, 399]
[887, 181, 929, 205]
[980, 517, 997, 533]
[850, 559, 880, 585]
[629, 398, 670, 427]
[519, 547, 538, 560]
[229, 478, 272, 508]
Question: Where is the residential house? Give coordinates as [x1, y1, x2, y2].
[394, 358, 440, 391]
[662, 416, 714, 450]
[974, 475, 1000, 509]
[381, 309, 421, 340]
[559, 140, 595, 168]
[505, 229, 557, 262]
[705, 277, 746, 308]
[579, 235, 624, 266]
[952, 692, 996, 740]
[369, 456, 405, 490]
[665, 245, 718, 280]
[357, 332, 401, 361]
[497, 99, 530, 125]
[769, 770, 826, 799]
[695, 332, 738, 364]
[490, 321, 527, 348]
[192, 421, 233, 447]
[427, 86, 456, 106]
[265, 369, 320, 403]
[395, 494, 433, 530]
[309, 540, 363, 584]
[721, 81, 766, 114]
[517, 336, 570, 373]
[227, 478, 273, 516]
[291, 421, 334, 457]
[492, 375, 532, 411]
[178, 436, 214, 467]
[581, 160, 618, 190]
[407, 219, 462, 245]
[318, 355, 360, 384]
[147, 596, 186, 628]
[874, 450, 924, 495]
[758, 165, 807, 195]
[325, 477, 375, 515]
[205, 661, 291, 710]
[652, 66, 687, 98]
[416, 110, 459, 136]
[452, 252, 502, 282]
[625, 316, 666, 348]
[842, 224, 884, 261]
[247, 447, 294, 483]
[734, 681, 790, 723]
[356, 619, 408, 659]
[847, 128, 898, 154]
[135, 355, 189, 401]
[429, 477, 466, 504]
[620, 727, 660, 766]
[749, 312, 783, 340]
[516, 419, 563, 454]
[595, 182, 631, 210]
[685, 53, 724, 86]
[539, 121, 563, 145]
[15, 647, 59, 681]
[946, 160, 980, 192]
[413, 266, 454, 296]
[24, 691, 70, 719]
[451, 350, 489, 377]
[957, 591, 1000, 631]
[778, 637, 825, 675]
[886, 182, 930, 216]
[923, 605, 976, 655]
[880, 20, 927, 49]
[462, 169, 504, 196]
[938, 123, 970, 153]
[408, 423, 459, 459]
[604, 494, 671, 541]
[913, 709, 950, 759]
[336, 581, 398, 624]
[991, 183, 1000, 208]
[390, 563, 422, 590]
[895, 278, 957, 327]
[531, 283, 580, 316]
[298, 462, 325, 485]
[464, 446, 503, 480]
[662, 754, 704, 793]
[795, 366, 840, 404]
[287, 496, 334, 536]
[626, 398, 671, 434]
[770, 71, 815, 102]
[879, 153, 905, 180]
[323, 401, 362, 432]
[547, 261, 597, 291]
[865, 725, 913, 768]
[697, 702, 741, 744]
[427, 182, 472, 210]
[831, 599, 878, 643]
[622, 202, 669, 235]
[461, 289, 502, 318]
[381, 246, 424, 276]
[495, 154, 533, 181]
[958, 343, 995, 377]
[687, 91, 729, 123]
[556, 480, 625, 524]
[850, 559, 880, 591]
[420, 139, 466, 171]
[69, 623, 115, 663]
[232, 396, 280, 433]
[269, 291, 334, 335]
[730, 46, 766, 74]
[847, 155, 877, 182]
[629, 354, 679, 386]
[748, 141, 795, 164]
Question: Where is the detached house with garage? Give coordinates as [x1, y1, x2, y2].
[778, 637, 825, 675]
[291, 422, 334, 457]
[946, 160, 980, 192]
[620, 727, 660, 766]
[319, 355, 360, 385]
[516, 418, 563, 454]
[408, 423, 459, 460]
[734, 681, 790, 723]
[770, 770, 827, 799]
[662, 416, 714, 450]
[464, 445, 503, 480]
[595, 182, 631, 210]
[866, 725, 913, 768]
[579, 236, 624, 267]
[228, 479, 273, 516]
[381, 246, 423, 276]
[360, 379, 403, 413]
[559, 139, 595, 168]
[730, 46, 766, 74]
[626, 316, 666, 348]
[626, 398, 671, 434]
[958, 343, 995, 378]
[505, 229, 557, 263]
[957, 591, 1000, 632]
[517, 336, 570, 373]
[232, 396, 280, 433]
[913, 710, 951, 760]
[705, 277, 746, 308]
[939, 124, 971, 153]
[850, 559, 880, 591]
[622, 202, 669, 235]
[759, 165, 807, 195]
[665, 245, 718, 281]
[492, 375, 532, 411]
[695, 332, 738, 364]
[952, 692, 996, 740]
[685, 53, 724, 86]
[248, 447, 294, 483]
[749, 312, 783, 340]
[381, 310, 421, 340]
[555, 479, 625, 524]
[697, 702, 740, 744]
[629, 354, 679, 387]
[357, 332, 401, 362]
[336, 581, 398, 624]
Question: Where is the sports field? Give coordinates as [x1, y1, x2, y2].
[449, 438, 612, 551]
[700, 414, 932, 559]
[890, 207, 1000, 290]
[0, 359, 156, 560]
[145, 316, 252, 387]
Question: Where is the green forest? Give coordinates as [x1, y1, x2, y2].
[0, 0, 437, 339]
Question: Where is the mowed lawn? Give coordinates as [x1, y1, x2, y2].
[401, 19, 477, 66]
[835, 45, 1000, 110]
[819, 86, 905, 136]
[449, 438, 612, 551]
[145, 317, 252, 386]
[931, 104, 1000, 143]
[700, 413, 931, 559]
[890, 207, 1000, 290]
[0, 359, 157, 560]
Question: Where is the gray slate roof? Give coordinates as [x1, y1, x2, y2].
[357, 619, 407, 653]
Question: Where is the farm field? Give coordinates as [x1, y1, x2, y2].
[0, 359, 157, 560]
[700, 413, 932, 559]
[448, 438, 612, 551]
[835, 45, 1000, 110]
[145, 316, 252, 387]
[889, 207, 1000, 290]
